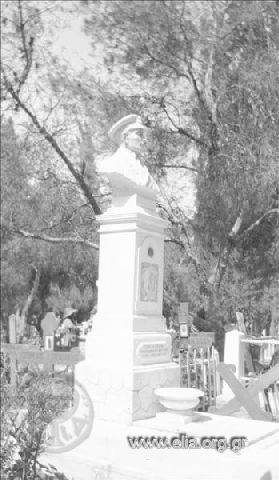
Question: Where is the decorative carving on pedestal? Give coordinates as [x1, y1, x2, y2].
[140, 263, 159, 302]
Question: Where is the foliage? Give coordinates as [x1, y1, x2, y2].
[1, 116, 99, 323]
[45, 283, 96, 320]
[1, 359, 71, 479]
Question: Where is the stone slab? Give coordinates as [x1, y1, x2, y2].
[41, 415, 279, 480]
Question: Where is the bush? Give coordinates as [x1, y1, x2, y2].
[1, 360, 71, 479]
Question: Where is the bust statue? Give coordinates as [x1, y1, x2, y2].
[97, 115, 157, 195]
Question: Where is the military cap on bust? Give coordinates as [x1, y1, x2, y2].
[108, 114, 146, 146]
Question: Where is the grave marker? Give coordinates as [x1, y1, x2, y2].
[41, 312, 60, 351]
[8, 314, 17, 344]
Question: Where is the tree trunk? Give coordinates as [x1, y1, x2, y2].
[20, 266, 41, 330]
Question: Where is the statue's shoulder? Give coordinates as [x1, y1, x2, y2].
[96, 146, 135, 175]
[109, 145, 132, 163]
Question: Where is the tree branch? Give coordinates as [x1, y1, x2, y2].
[230, 208, 279, 241]
[18, 0, 28, 60]
[160, 101, 209, 148]
[21, 265, 41, 320]
[14, 229, 99, 250]
[155, 163, 199, 173]
[229, 211, 244, 236]
[158, 201, 202, 277]
[143, 43, 190, 82]
[3, 76, 101, 215]
[164, 238, 185, 248]
[16, 0, 34, 93]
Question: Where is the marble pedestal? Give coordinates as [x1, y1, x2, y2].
[76, 189, 179, 423]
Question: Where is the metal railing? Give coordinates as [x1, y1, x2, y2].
[241, 336, 279, 365]
[179, 346, 219, 410]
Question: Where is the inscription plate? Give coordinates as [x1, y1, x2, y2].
[180, 324, 189, 338]
[136, 341, 170, 365]
[140, 262, 159, 302]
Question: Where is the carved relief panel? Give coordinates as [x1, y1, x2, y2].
[135, 235, 164, 315]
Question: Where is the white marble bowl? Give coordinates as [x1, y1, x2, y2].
[154, 387, 204, 414]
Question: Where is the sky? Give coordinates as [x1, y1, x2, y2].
[53, 15, 92, 71]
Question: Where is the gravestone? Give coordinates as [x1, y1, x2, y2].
[41, 312, 60, 351]
[270, 296, 279, 336]
[235, 311, 254, 373]
[178, 303, 194, 348]
[15, 311, 25, 340]
[76, 115, 179, 423]
[236, 311, 246, 333]
[180, 324, 189, 338]
[8, 314, 17, 343]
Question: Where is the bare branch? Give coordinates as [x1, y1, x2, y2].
[157, 200, 203, 277]
[3, 76, 101, 215]
[14, 229, 99, 250]
[229, 211, 244, 236]
[187, 62, 207, 112]
[164, 238, 185, 248]
[203, 48, 217, 123]
[214, 208, 279, 288]
[154, 163, 199, 173]
[143, 43, 190, 81]
[21, 265, 41, 320]
[39, 203, 92, 233]
[231, 208, 279, 240]
[160, 101, 208, 148]
[16, 0, 34, 93]
[18, 0, 28, 59]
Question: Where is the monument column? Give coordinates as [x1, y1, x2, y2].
[76, 116, 180, 424]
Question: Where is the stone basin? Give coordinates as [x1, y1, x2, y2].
[155, 387, 204, 415]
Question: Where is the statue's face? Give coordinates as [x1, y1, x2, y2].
[124, 128, 146, 154]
